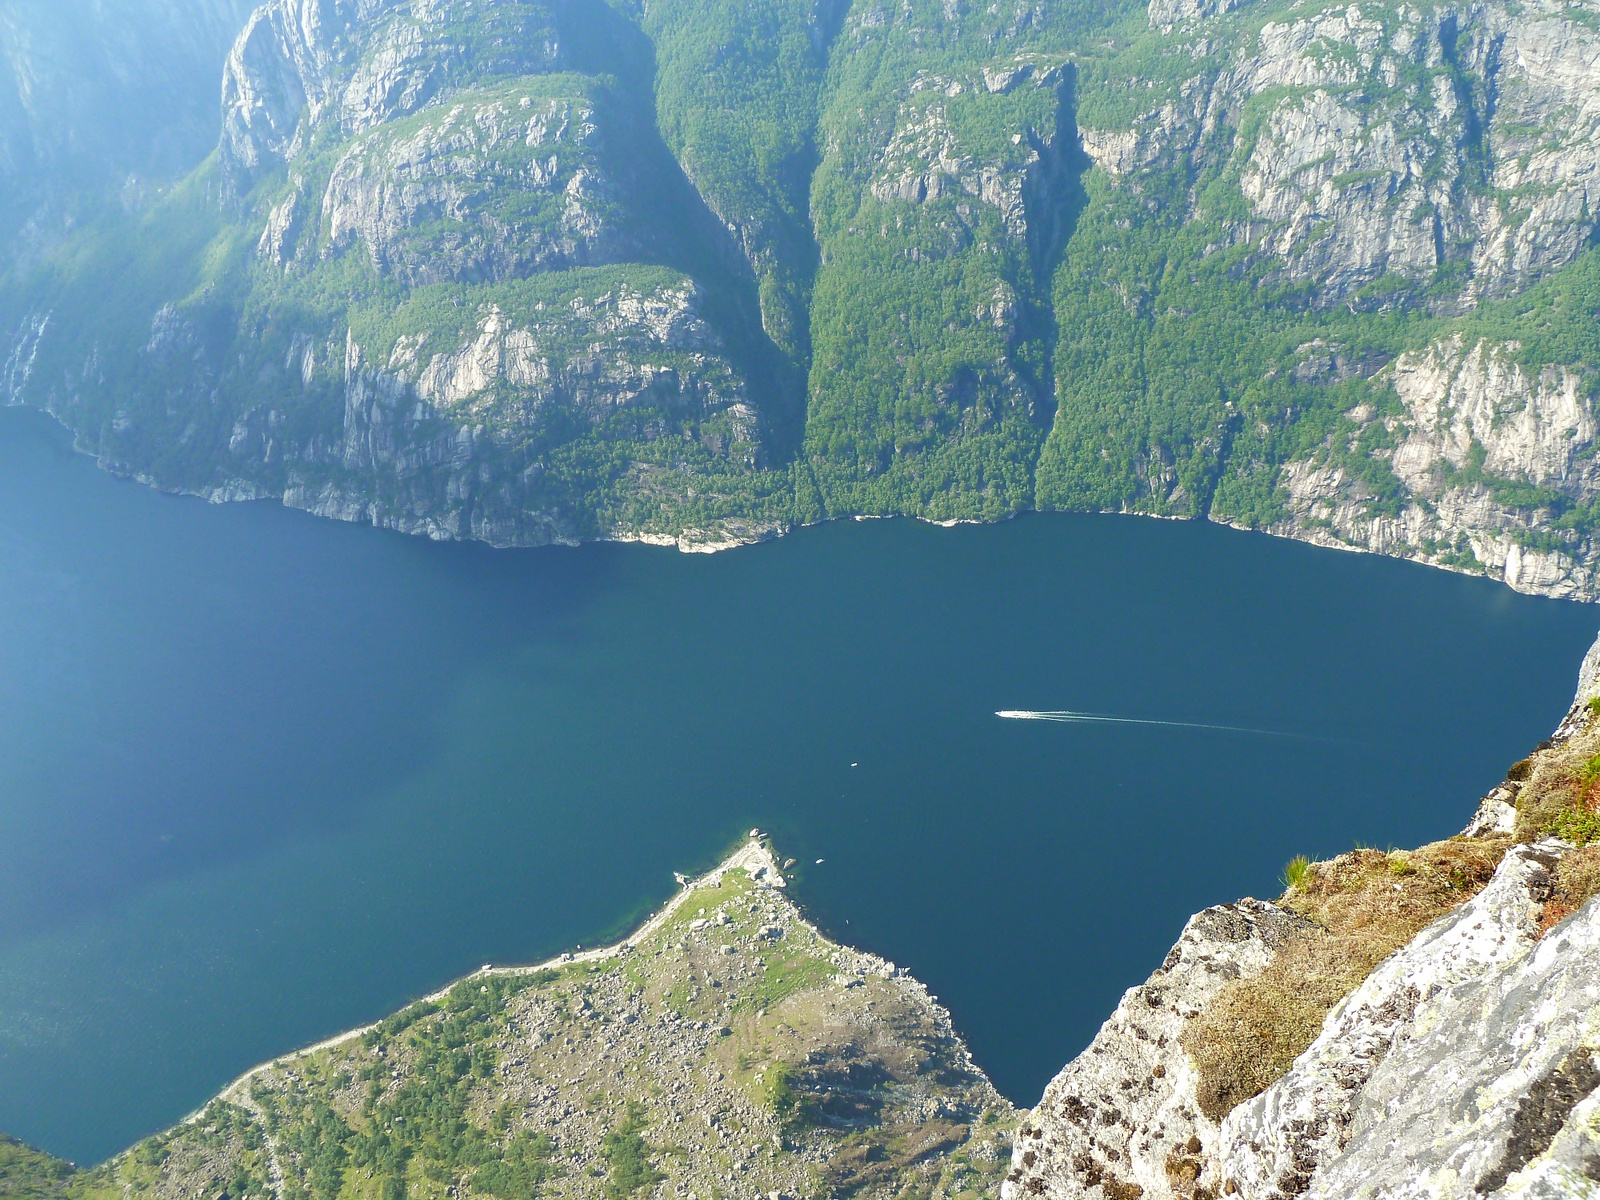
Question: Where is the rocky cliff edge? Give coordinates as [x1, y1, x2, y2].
[1006, 635, 1600, 1200]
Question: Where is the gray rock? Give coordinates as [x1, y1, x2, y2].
[321, 86, 635, 284]
[1275, 334, 1600, 600]
[1002, 899, 1311, 1200]
[1090, 0, 1600, 310]
[1148, 0, 1255, 30]
[1550, 628, 1600, 744]
[220, 0, 565, 196]
[255, 281, 765, 548]
[1219, 840, 1570, 1199]
[1304, 894, 1600, 1198]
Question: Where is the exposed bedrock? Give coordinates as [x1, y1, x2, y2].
[1007, 633, 1600, 1200]
[1274, 334, 1600, 600]
[1094, 0, 1600, 311]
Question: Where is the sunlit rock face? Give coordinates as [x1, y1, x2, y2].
[1091, 0, 1600, 313]
[1007, 641, 1600, 1200]
[219, 0, 568, 196]
[1274, 333, 1600, 600]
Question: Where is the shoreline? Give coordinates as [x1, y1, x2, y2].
[1, 398, 1570, 601]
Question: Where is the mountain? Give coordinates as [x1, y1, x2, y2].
[4, 0, 1599, 591]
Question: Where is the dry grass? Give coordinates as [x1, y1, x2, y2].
[1185, 929, 1381, 1121]
[1540, 845, 1600, 936]
[1180, 710, 1600, 1124]
[1281, 839, 1507, 936]
[1183, 838, 1508, 1121]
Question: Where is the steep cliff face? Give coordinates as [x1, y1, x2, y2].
[1276, 334, 1600, 598]
[219, 0, 570, 197]
[118, 266, 775, 549]
[294, 282, 769, 548]
[1083, 0, 1600, 310]
[1005, 636, 1600, 1200]
[1040, 0, 1600, 597]
[4, 0, 806, 550]
[1003, 901, 1312, 1199]
[319, 83, 639, 284]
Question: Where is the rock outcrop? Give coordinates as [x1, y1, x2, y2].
[1301, 905, 1600, 1198]
[1005, 901, 1310, 1200]
[1009, 632, 1600, 1200]
[320, 84, 638, 284]
[1093, 0, 1600, 311]
[220, 0, 567, 197]
[1276, 334, 1600, 600]
[868, 59, 1077, 255]
[208, 278, 769, 548]
[1219, 840, 1570, 1198]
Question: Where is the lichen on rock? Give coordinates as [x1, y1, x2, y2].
[1011, 630, 1600, 1200]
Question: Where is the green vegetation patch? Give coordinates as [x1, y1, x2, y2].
[600, 1104, 665, 1199]
[0, 1134, 78, 1200]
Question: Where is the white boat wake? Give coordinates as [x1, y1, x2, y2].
[995, 709, 1295, 738]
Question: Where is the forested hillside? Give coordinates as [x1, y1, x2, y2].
[4, 0, 1600, 592]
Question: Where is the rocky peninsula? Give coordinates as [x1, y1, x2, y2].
[2, 840, 1013, 1200]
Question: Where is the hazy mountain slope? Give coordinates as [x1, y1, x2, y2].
[0, 0, 255, 255]
[1037, 0, 1600, 598]
[4, 0, 807, 549]
[4, 0, 1600, 590]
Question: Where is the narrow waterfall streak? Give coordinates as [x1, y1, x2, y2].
[994, 709, 1299, 738]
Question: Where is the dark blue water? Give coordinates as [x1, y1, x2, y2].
[1, 406, 1594, 1164]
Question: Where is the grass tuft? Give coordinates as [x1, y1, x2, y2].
[1282, 855, 1312, 892]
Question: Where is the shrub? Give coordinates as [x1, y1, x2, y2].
[602, 1104, 664, 1200]
[1538, 745, 1600, 845]
[1511, 728, 1600, 841]
[474, 1132, 555, 1200]
[1550, 805, 1600, 847]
